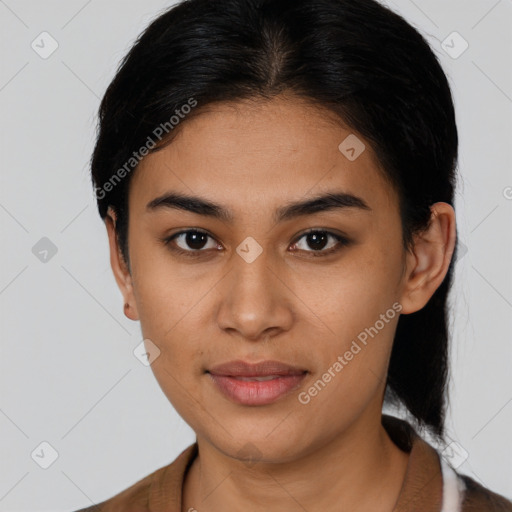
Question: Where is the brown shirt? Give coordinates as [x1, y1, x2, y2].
[73, 414, 512, 511]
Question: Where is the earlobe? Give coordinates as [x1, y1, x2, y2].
[399, 202, 456, 315]
[105, 207, 140, 321]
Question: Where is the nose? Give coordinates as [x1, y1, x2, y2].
[215, 242, 294, 342]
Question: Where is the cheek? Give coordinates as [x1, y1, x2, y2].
[294, 250, 397, 337]
[149, 358, 206, 433]
[131, 251, 216, 338]
[339, 290, 399, 373]
[299, 308, 398, 426]
[297, 253, 401, 392]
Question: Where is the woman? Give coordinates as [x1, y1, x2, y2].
[76, 0, 512, 510]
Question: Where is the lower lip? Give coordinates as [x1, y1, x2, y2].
[208, 373, 307, 406]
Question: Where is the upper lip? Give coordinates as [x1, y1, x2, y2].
[208, 360, 307, 377]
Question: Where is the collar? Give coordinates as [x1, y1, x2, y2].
[148, 414, 445, 511]
[381, 414, 444, 511]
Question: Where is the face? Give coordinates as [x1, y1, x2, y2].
[107, 94, 441, 463]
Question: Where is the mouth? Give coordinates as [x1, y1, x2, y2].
[207, 360, 308, 406]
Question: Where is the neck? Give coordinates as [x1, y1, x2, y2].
[182, 410, 410, 512]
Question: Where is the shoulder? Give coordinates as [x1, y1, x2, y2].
[381, 414, 512, 512]
[71, 443, 198, 512]
[459, 473, 512, 511]
[71, 465, 164, 511]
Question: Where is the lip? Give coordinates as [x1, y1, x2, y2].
[207, 360, 308, 406]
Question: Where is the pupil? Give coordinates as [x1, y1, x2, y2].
[187, 231, 207, 250]
[308, 232, 327, 250]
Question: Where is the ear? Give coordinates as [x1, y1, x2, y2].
[399, 202, 457, 315]
[105, 207, 139, 321]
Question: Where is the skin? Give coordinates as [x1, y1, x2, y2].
[105, 93, 456, 512]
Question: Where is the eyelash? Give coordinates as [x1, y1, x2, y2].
[160, 228, 351, 259]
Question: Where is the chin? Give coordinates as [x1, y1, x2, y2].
[209, 426, 312, 465]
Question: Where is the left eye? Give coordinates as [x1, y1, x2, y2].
[290, 230, 350, 256]
[162, 229, 350, 257]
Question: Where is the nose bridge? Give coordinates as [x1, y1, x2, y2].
[216, 235, 292, 339]
[231, 235, 276, 303]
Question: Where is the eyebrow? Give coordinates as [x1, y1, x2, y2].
[146, 190, 372, 223]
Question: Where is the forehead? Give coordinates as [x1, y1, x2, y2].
[129, 95, 398, 218]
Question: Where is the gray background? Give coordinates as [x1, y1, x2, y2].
[0, 0, 511, 510]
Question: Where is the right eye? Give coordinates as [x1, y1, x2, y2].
[162, 229, 221, 257]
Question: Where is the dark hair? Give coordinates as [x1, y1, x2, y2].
[91, 0, 459, 440]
